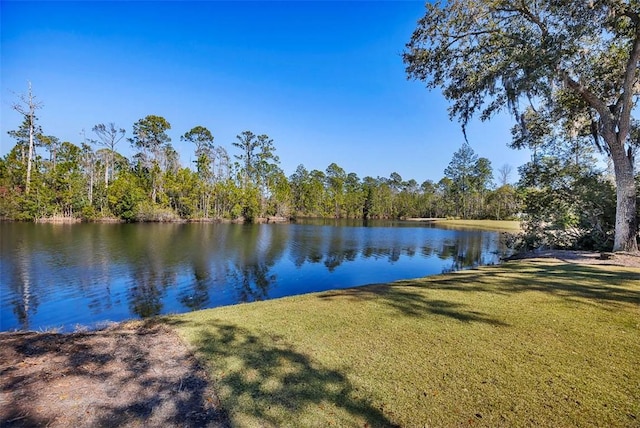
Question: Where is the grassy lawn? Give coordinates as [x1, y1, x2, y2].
[169, 260, 639, 427]
[431, 219, 522, 232]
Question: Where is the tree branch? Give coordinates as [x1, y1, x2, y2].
[495, 3, 549, 38]
[616, 20, 640, 143]
[622, 3, 639, 26]
[558, 69, 616, 137]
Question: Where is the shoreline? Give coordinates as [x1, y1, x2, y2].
[0, 216, 290, 225]
[2, 216, 522, 227]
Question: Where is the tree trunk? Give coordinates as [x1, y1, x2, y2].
[609, 139, 638, 252]
[104, 158, 109, 187]
[89, 167, 94, 205]
[26, 118, 34, 194]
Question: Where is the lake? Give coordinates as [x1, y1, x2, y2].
[0, 220, 512, 332]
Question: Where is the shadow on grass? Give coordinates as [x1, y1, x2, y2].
[0, 321, 229, 428]
[320, 284, 509, 326]
[409, 261, 640, 306]
[317, 261, 639, 323]
[166, 318, 399, 427]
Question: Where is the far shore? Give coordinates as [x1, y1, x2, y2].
[6, 215, 293, 225]
[7, 216, 523, 232]
[406, 217, 522, 232]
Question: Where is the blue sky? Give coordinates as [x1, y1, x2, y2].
[1, 1, 532, 184]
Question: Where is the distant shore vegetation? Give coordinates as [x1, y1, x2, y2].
[3, 105, 636, 252]
[2, 112, 520, 224]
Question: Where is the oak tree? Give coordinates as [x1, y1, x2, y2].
[405, 0, 640, 251]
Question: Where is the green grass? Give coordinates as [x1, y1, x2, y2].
[169, 260, 640, 427]
[432, 219, 522, 232]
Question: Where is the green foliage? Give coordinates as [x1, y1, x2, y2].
[0, 146, 27, 193]
[232, 131, 282, 217]
[325, 162, 346, 218]
[516, 157, 617, 251]
[404, 0, 639, 132]
[238, 185, 261, 222]
[134, 202, 180, 222]
[107, 172, 146, 221]
[165, 167, 199, 218]
[444, 143, 495, 218]
[486, 184, 520, 220]
[129, 115, 171, 155]
[233, 131, 279, 187]
[267, 171, 292, 217]
[129, 115, 172, 204]
[344, 172, 364, 218]
[44, 141, 87, 217]
[80, 205, 99, 221]
[290, 166, 330, 217]
[181, 125, 214, 158]
[181, 126, 219, 217]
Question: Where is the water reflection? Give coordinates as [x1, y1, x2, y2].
[179, 262, 212, 311]
[0, 221, 511, 332]
[226, 225, 287, 303]
[10, 239, 36, 329]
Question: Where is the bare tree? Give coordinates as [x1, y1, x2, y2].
[497, 164, 513, 187]
[12, 82, 42, 194]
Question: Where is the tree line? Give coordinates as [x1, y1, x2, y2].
[1, 100, 521, 223]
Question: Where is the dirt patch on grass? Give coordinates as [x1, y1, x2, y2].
[0, 321, 229, 428]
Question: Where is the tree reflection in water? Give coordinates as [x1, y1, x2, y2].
[226, 225, 288, 303]
[125, 225, 184, 318]
[8, 241, 37, 330]
[179, 264, 212, 311]
[440, 232, 492, 273]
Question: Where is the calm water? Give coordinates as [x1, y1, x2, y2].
[0, 220, 511, 332]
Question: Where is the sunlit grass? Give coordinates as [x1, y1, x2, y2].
[432, 219, 522, 232]
[170, 260, 639, 427]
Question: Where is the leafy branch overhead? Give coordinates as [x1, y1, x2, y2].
[404, 0, 639, 133]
